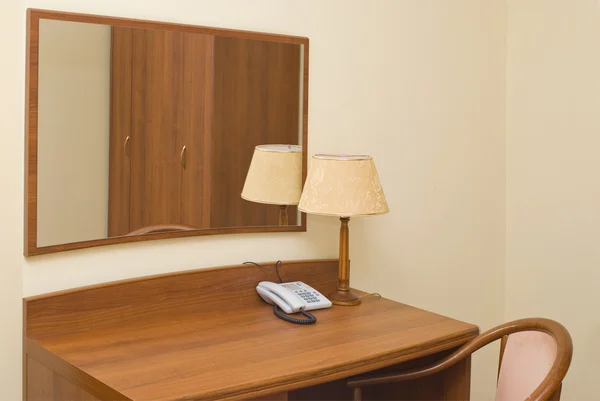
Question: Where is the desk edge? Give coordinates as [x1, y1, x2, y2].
[27, 326, 479, 401]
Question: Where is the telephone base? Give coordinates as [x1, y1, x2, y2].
[329, 289, 361, 306]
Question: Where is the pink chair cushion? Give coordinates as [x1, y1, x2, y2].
[495, 331, 557, 401]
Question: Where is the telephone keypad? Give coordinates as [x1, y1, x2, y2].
[295, 290, 320, 303]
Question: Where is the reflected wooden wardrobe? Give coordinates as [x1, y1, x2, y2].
[108, 28, 301, 237]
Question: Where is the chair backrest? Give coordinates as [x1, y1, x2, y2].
[496, 331, 558, 401]
[126, 224, 197, 236]
[346, 318, 572, 401]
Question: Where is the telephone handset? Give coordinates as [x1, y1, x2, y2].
[256, 281, 332, 325]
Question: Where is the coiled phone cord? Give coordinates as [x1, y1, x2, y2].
[273, 305, 316, 325]
[244, 260, 316, 324]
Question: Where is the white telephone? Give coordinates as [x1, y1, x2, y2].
[256, 281, 332, 324]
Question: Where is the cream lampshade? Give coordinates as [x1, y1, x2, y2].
[299, 154, 389, 305]
[241, 144, 302, 225]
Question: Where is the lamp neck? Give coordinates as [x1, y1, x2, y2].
[338, 217, 351, 290]
[328, 216, 361, 306]
[278, 205, 289, 226]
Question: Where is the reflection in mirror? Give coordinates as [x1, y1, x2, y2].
[36, 18, 304, 248]
[242, 145, 302, 226]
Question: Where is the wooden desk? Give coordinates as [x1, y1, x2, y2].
[24, 260, 478, 401]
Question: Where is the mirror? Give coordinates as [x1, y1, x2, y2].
[25, 9, 308, 256]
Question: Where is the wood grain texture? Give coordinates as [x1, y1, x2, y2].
[24, 9, 39, 256]
[125, 223, 197, 236]
[498, 334, 508, 380]
[211, 37, 301, 228]
[27, 356, 102, 401]
[24, 8, 309, 256]
[129, 28, 182, 231]
[126, 28, 213, 232]
[26, 356, 52, 401]
[348, 318, 572, 401]
[27, 341, 130, 401]
[108, 26, 293, 234]
[24, 259, 478, 401]
[355, 356, 471, 401]
[179, 33, 213, 230]
[27, 8, 308, 44]
[289, 378, 354, 401]
[108, 26, 133, 237]
[25, 259, 338, 338]
[252, 393, 288, 401]
[25, 223, 305, 256]
[54, 369, 102, 401]
[290, 350, 469, 401]
[547, 384, 562, 401]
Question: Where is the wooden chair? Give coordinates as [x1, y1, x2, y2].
[347, 318, 573, 401]
[126, 224, 197, 236]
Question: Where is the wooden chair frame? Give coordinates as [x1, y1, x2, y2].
[348, 318, 573, 401]
[125, 224, 197, 236]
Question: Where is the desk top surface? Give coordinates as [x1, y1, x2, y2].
[25, 260, 478, 401]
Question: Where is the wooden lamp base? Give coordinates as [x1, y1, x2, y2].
[329, 217, 362, 306]
[278, 205, 289, 226]
[329, 288, 361, 306]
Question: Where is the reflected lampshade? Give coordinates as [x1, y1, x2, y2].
[241, 145, 303, 205]
[298, 154, 389, 217]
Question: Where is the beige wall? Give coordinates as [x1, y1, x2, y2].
[37, 19, 111, 247]
[506, 1, 600, 400]
[0, 0, 24, 396]
[349, 2, 506, 398]
[0, 1, 506, 400]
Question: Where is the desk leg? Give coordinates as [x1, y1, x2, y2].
[362, 356, 471, 401]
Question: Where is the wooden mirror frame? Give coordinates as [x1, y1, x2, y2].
[24, 9, 309, 256]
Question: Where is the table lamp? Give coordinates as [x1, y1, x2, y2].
[298, 154, 389, 306]
[241, 144, 302, 225]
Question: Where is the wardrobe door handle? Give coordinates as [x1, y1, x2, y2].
[181, 146, 187, 169]
[124, 136, 131, 158]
